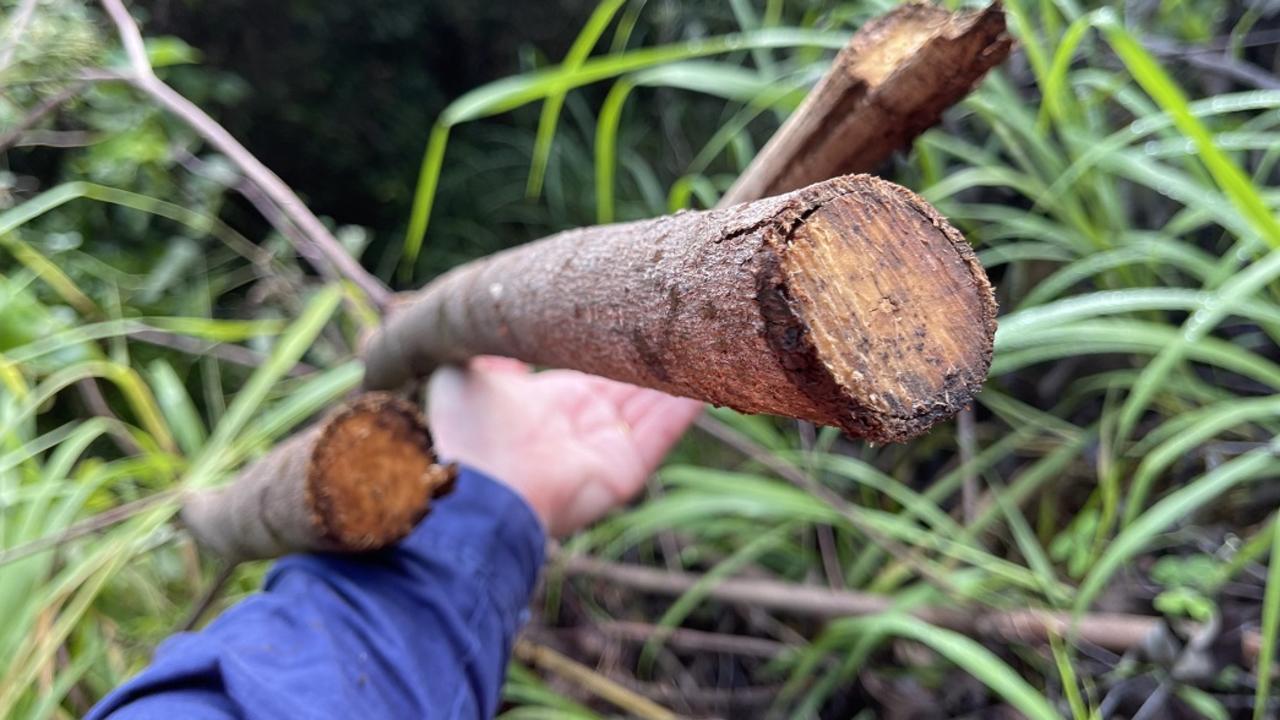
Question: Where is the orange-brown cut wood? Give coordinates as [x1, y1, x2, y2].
[181, 393, 456, 562]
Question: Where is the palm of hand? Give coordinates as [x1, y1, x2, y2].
[428, 358, 702, 536]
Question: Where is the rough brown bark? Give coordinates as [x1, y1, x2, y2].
[363, 175, 996, 443]
[181, 393, 456, 562]
[719, 2, 1011, 207]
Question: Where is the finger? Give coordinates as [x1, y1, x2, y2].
[625, 393, 703, 469]
[425, 365, 472, 438]
[534, 369, 658, 408]
[470, 355, 531, 375]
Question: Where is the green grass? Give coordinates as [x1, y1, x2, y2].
[5, 0, 1280, 717]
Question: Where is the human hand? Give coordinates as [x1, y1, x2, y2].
[427, 357, 703, 537]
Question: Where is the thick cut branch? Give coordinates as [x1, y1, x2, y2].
[168, 1, 1012, 561]
[363, 175, 997, 443]
[720, 2, 1011, 207]
[181, 393, 456, 562]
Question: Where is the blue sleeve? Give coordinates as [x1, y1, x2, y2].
[87, 466, 546, 720]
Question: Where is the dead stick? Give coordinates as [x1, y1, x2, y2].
[719, 1, 1012, 207]
[512, 639, 677, 720]
[363, 174, 996, 443]
[96, 0, 392, 310]
[180, 393, 456, 562]
[361, 2, 1010, 440]
[560, 555, 1167, 656]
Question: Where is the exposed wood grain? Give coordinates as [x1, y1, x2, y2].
[720, 2, 1011, 206]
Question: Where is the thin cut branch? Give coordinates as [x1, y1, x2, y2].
[96, 0, 392, 310]
[180, 393, 456, 562]
[363, 174, 997, 443]
[720, 2, 1011, 207]
[173, 1, 1012, 560]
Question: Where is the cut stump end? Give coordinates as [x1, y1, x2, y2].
[308, 394, 455, 551]
[764, 176, 997, 442]
[181, 392, 455, 562]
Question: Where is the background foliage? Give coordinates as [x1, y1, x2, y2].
[4, 0, 1280, 717]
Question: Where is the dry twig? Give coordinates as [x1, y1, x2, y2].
[560, 554, 1182, 655]
[96, 0, 392, 310]
[513, 639, 677, 720]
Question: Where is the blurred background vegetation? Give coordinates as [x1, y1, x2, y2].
[4, 0, 1280, 717]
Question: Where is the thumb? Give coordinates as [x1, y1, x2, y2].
[426, 364, 468, 429]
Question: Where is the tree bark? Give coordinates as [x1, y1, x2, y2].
[719, 2, 1011, 207]
[363, 175, 996, 443]
[181, 393, 456, 562]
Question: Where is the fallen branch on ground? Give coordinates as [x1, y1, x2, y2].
[512, 639, 677, 720]
[560, 554, 1266, 664]
[363, 174, 997, 443]
[180, 393, 456, 562]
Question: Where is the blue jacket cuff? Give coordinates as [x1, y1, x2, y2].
[396, 464, 547, 622]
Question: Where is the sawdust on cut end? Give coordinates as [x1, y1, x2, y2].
[307, 395, 450, 550]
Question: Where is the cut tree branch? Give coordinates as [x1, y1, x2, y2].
[363, 174, 997, 442]
[96, 0, 392, 310]
[361, 2, 1009, 442]
[176, 1, 1011, 561]
[720, 1, 1011, 207]
[180, 393, 456, 562]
